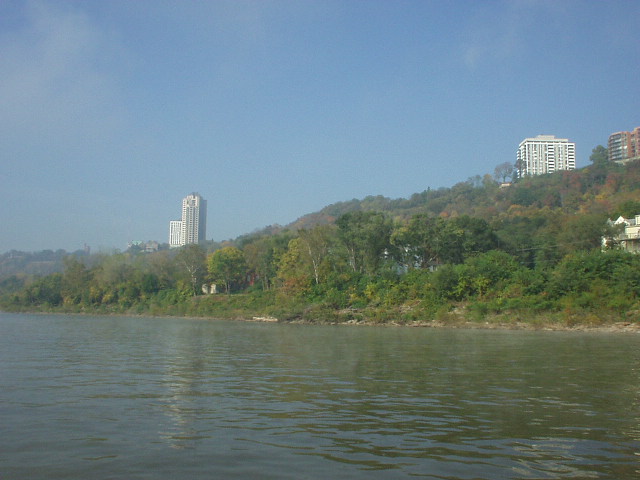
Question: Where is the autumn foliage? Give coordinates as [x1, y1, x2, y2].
[4, 158, 640, 326]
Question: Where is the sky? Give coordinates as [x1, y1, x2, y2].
[1, 0, 638, 253]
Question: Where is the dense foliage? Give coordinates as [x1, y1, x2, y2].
[3, 156, 640, 327]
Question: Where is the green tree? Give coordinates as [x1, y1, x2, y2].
[24, 273, 63, 306]
[243, 232, 294, 290]
[297, 225, 335, 284]
[494, 215, 549, 267]
[92, 253, 133, 288]
[556, 213, 610, 254]
[547, 250, 638, 299]
[336, 211, 393, 274]
[276, 237, 313, 296]
[589, 145, 608, 165]
[147, 250, 179, 289]
[613, 200, 640, 219]
[207, 246, 247, 294]
[175, 244, 207, 296]
[391, 214, 447, 270]
[511, 186, 538, 207]
[440, 216, 499, 264]
[463, 250, 522, 296]
[61, 256, 91, 305]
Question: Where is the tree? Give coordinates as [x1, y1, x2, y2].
[276, 238, 313, 296]
[243, 232, 294, 290]
[243, 238, 274, 290]
[494, 215, 548, 267]
[589, 145, 608, 165]
[175, 244, 206, 296]
[494, 162, 515, 183]
[463, 250, 522, 294]
[391, 214, 447, 270]
[440, 216, 499, 264]
[297, 225, 335, 284]
[24, 273, 63, 306]
[556, 213, 611, 254]
[207, 246, 247, 294]
[336, 211, 393, 274]
[547, 250, 635, 298]
[61, 256, 91, 304]
[613, 200, 640, 219]
[147, 250, 179, 289]
[511, 186, 538, 207]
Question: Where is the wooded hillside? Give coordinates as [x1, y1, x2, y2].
[3, 156, 640, 327]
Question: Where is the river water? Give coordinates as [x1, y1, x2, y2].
[1, 313, 639, 479]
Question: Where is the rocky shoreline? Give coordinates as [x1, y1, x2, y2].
[264, 316, 640, 332]
[4, 308, 640, 332]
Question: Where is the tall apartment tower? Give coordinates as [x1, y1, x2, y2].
[169, 220, 182, 247]
[608, 127, 640, 164]
[169, 193, 207, 247]
[516, 135, 576, 178]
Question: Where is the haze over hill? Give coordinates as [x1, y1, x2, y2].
[1, 1, 638, 252]
[4, 157, 640, 328]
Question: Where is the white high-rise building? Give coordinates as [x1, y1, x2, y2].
[516, 135, 576, 178]
[169, 220, 182, 248]
[169, 193, 207, 247]
[181, 193, 207, 245]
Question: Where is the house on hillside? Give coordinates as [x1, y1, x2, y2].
[603, 215, 640, 253]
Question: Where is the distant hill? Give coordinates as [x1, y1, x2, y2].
[5, 158, 640, 326]
[5, 159, 640, 280]
[0, 249, 93, 281]
[283, 160, 640, 232]
[0, 250, 67, 278]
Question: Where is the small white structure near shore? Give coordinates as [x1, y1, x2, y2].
[202, 283, 218, 294]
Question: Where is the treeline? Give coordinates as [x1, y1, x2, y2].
[3, 156, 640, 326]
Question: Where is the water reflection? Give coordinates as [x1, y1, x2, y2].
[136, 322, 640, 477]
[1, 314, 639, 479]
[155, 323, 218, 448]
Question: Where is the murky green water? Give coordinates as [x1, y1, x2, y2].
[1, 313, 639, 479]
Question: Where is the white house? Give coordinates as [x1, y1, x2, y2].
[604, 215, 640, 253]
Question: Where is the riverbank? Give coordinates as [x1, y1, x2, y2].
[332, 319, 640, 332]
[4, 305, 639, 333]
[265, 300, 640, 332]
[278, 313, 640, 332]
[4, 282, 640, 332]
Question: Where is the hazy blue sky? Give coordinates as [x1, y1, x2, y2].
[1, 0, 638, 252]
